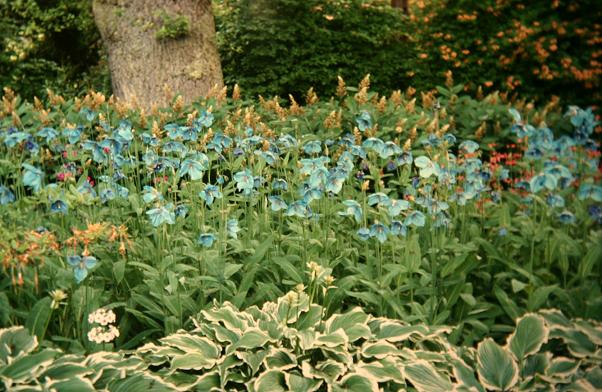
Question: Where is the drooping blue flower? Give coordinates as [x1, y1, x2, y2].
[272, 178, 288, 191]
[114, 121, 134, 144]
[325, 173, 346, 194]
[66, 255, 97, 284]
[577, 184, 602, 202]
[546, 194, 565, 208]
[146, 203, 176, 227]
[162, 141, 188, 156]
[196, 110, 214, 128]
[338, 200, 362, 223]
[199, 184, 222, 206]
[268, 195, 288, 212]
[459, 140, 480, 154]
[370, 223, 389, 243]
[404, 210, 426, 227]
[179, 126, 199, 142]
[302, 187, 323, 203]
[175, 204, 189, 218]
[22, 163, 44, 192]
[198, 233, 217, 248]
[285, 200, 312, 218]
[356, 111, 372, 132]
[234, 170, 255, 195]
[141, 132, 159, 146]
[178, 158, 207, 180]
[386, 199, 410, 217]
[357, 227, 371, 241]
[227, 219, 241, 239]
[303, 140, 322, 155]
[50, 199, 68, 214]
[557, 210, 576, 225]
[396, 151, 413, 166]
[4, 131, 29, 148]
[100, 189, 116, 204]
[588, 205, 602, 224]
[257, 150, 278, 166]
[142, 186, 163, 204]
[63, 127, 82, 144]
[367, 192, 390, 207]
[529, 173, 557, 193]
[79, 108, 97, 122]
[414, 156, 440, 179]
[36, 127, 58, 143]
[0, 185, 15, 205]
[379, 142, 402, 159]
[390, 221, 407, 237]
[362, 138, 385, 155]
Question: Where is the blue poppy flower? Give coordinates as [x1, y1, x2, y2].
[178, 157, 208, 181]
[367, 192, 390, 206]
[588, 205, 602, 224]
[100, 189, 116, 204]
[370, 223, 389, 243]
[179, 126, 199, 142]
[257, 150, 278, 165]
[196, 110, 214, 128]
[272, 179, 288, 191]
[414, 156, 440, 179]
[557, 210, 576, 225]
[142, 186, 163, 204]
[390, 221, 407, 237]
[175, 204, 189, 218]
[77, 181, 97, 198]
[302, 187, 323, 203]
[162, 141, 188, 155]
[338, 200, 362, 223]
[36, 127, 58, 143]
[303, 140, 322, 155]
[380, 142, 402, 159]
[141, 132, 159, 146]
[79, 108, 97, 122]
[498, 227, 508, 237]
[0, 185, 15, 205]
[22, 163, 44, 193]
[404, 210, 426, 227]
[577, 184, 602, 202]
[546, 194, 565, 208]
[459, 140, 480, 154]
[529, 173, 557, 193]
[299, 157, 330, 176]
[386, 199, 410, 217]
[114, 121, 134, 144]
[227, 219, 241, 239]
[357, 227, 371, 241]
[269, 195, 288, 212]
[356, 111, 372, 132]
[146, 204, 176, 227]
[234, 170, 255, 195]
[198, 233, 217, 248]
[66, 255, 97, 284]
[285, 200, 312, 218]
[325, 173, 346, 194]
[362, 138, 385, 155]
[199, 184, 222, 206]
[4, 131, 29, 148]
[63, 127, 82, 144]
[49, 199, 68, 214]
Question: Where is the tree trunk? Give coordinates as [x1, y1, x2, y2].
[92, 0, 223, 109]
[391, 0, 410, 15]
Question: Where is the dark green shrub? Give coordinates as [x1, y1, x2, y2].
[0, 0, 109, 100]
[215, 0, 418, 100]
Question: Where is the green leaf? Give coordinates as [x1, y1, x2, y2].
[527, 285, 558, 311]
[476, 338, 519, 391]
[315, 329, 348, 348]
[113, 260, 126, 283]
[171, 352, 217, 370]
[361, 341, 401, 359]
[227, 328, 270, 353]
[25, 297, 53, 342]
[0, 293, 10, 325]
[0, 348, 58, 381]
[0, 326, 38, 363]
[254, 369, 287, 392]
[46, 376, 96, 392]
[334, 373, 378, 392]
[356, 360, 404, 383]
[404, 360, 453, 392]
[451, 358, 485, 392]
[508, 314, 548, 360]
[286, 372, 322, 392]
[325, 307, 370, 342]
[160, 333, 219, 358]
[493, 286, 520, 320]
[264, 348, 296, 369]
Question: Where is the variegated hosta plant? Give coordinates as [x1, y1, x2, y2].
[134, 291, 602, 391]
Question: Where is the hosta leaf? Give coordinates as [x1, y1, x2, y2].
[46, 376, 96, 392]
[171, 352, 217, 370]
[451, 358, 485, 392]
[333, 373, 379, 392]
[235, 350, 267, 376]
[0, 327, 38, 363]
[109, 373, 178, 391]
[375, 322, 429, 342]
[159, 334, 219, 359]
[325, 308, 370, 342]
[315, 329, 348, 348]
[227, 328, 270, 354]
[547, 357, 579, 379]
[302, 360, 347, 384]
[508, 314, 548, 360]
[356, 360, 404, 383]
[361, 341, 402, 359]
[404, 360, 452, 392]
[476, 338, 518, 391]
[0, 349, 59, 381]
[42, 362, 92, 380]
[285, 372, 323, 392]
[264, 348, 296, 370]
[254, 369, 287, 392]
[201, 305, 246, 332]
[521, 352, 551, 379]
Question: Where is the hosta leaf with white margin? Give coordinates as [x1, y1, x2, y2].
[360, 341, 402, 359]
[264, 347, 297, 370]
[254, 369, 287, 392]
[507, 313, 549, 360]
[477, 338, 519, 391]
[404, 359, 452, 392]
[355, 358, 405, 384]
[546, 357, 580, 379]
[450, 354, 485, 392]
[285, 372, 323, 392]
[200, 304, 247, 332]
[276, 291, 310, 324]
[0, 327, 38, 364]
[301, 360, 347, 384]
[324, 307, 371, 342]
[333, 372, 379, 392]
[315, 329, 349, 348]
[235, 350, 267, 376]
[226, 327, 272, 354]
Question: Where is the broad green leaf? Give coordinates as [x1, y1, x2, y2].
[0, 349, 58, 381]
[264, 348, 296, 370]
[302, 360, 347, 384]
[361, 341, 401, 359]
[201, 305, 246, 332]
[46, 376, 96, 392]
[235, 350, 267, 375]
[547, 357, 579, 378]
[315, 329, 348, 348]
[356, 360, 404, 383]
[171, 352, 217, 370]
[451, 358, 485, 392]
[325, 308, 370, 342]
[227, 328, 270, 354]
[113, 260, 126, 283]
[334, 373, 378, 392]
[42, 362, 92, 380]
[0, 327, 38, 363]
[493, 286, 520, 320]
[375, 322, 429, 342]
[404, 360, 452, 392]
[254, 369, 287, 392]
[109, 373, 178, 391]
[508, 313, 548, 360]
[286, 372, 322, 392]
[25, 297, 53, 342]
[159, 333, 219, 358]
[477, 338, 519, 391]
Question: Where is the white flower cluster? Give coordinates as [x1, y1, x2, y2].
[88, 308, 116, 326]
[87, 308, 119, 344]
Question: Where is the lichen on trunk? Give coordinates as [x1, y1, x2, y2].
[92, 0, 223, 110]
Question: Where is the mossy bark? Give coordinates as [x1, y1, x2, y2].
[92, 0, 223, 109]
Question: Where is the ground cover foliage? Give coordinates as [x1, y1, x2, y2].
[0, 79, 601, 389]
